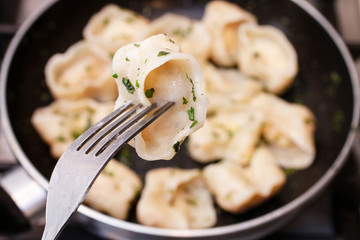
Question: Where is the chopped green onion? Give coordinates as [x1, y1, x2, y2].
[158, 51, 170, 57]
[125, 57, 130, 61]
[182, 97, 188, 105]
[145, 88, 155, 98]
[135, 80, 140, 88]
[190, 120, 198, 129]
[187, 107, 195, 121]
[134, 43, 140, 48]
[122, 77, 135, 94]
[172, 141, 181, 152]
[112, 73, 118, 78]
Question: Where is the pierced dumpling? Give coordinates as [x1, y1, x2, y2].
[250, 93, 316, 169]
[45, 41, 117, 101]
[83, 4, 149, 54]
[188, 107, 264, 165]
[202, 62, 263, 112]
[202, 0, 257, 66]
[137, 168, 216, 229]
[141, 13, 211, 62]
[237, 23, 298, 94]
[31, 98, 114, 158]
[203, 146, 286, 214]
[84, 159, 142, 220]
[112, 34, 207, 160]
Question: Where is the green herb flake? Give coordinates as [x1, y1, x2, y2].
[112, 73, 118, 78]
[206, 110, 217, 118]
[144, 58, 148, 64]
[190, 120, 198, 129]
[122, 77, 135, 94]
[169, 38, 175, 43]
[102, 18, 109, 26]
[172, 141, 181, 152]
[186, 73, 196, 102]
[56, 135, 65, 142]
[135, 80, 140, 88]
[187, 107, 195, 121]
[182, 97, 188, 105]
[186, 198, 197, 206]
[253, 52, 260, 59]
[284, 168, 296, 177]
[145, 88, 155, 98]
[157, 51, 170, 57]
[134, 43, 140, 48]
[125, 57, 130, 61]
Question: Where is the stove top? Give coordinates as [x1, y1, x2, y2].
[0, 0, 359, 239]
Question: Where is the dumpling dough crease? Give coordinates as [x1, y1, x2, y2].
[203, 146, 286, 214]
[250, 93, 316, 169]
[112, 34, 207, 160]
[237, 23, 298, 94]
[45, 41, 117, 101]
[83, 4, 149, 54]
[202, 0, 257, 66]
[31, 98, 114, 158]
[137, 168, 216, 229]
[141, 13, 211, 62]
[84, 159, 142, 220]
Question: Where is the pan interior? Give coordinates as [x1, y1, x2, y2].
[4, 0, 355, 227]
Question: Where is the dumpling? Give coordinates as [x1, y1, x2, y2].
[84, 159, 142, 220]
[250, 93, 316, 169]
[31, 98, 114, 158]
[237, 23, 298, 94]
[202, 0, 257, 66]
[83, 4, 149, 54]
[141, 13, 211, 62]
[202, 62, 263, 112]
[188, 107, 264, 165]
[112, 34, 207, 160]
[136, 168, 216, 229]
[203, 146, 286, 214]
[45, 41, 117, 101]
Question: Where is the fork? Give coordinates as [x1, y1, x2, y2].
[41, 101, 174, 240]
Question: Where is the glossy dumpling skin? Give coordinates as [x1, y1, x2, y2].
[112, 34, 207, 160]
[83, 4, 149, 54]
[84, 159, 142, 220]
[201, 62, 263, 112]
[31, 98, 114, 158]
[237, 23, 298, 94]
[141, 13, 211, 62]
[203, 146, 286, 214]
[250, 93, 316, 169]
[188, 107, 264, 165]
[202, 0, 257, 67]
[45, 41, 117, 101]
[136, 168, 216, 229]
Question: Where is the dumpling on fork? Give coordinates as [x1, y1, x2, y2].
[112, 34, 207, 160]
[202, 0, 257, 67]
[45, 41, 117, 101]
[83, 4, 149, 54]
[141, 13, 212, 62]
[31, 98, 114, 158]
[137, 168, 216, 229]
[237, 23, 298, 94]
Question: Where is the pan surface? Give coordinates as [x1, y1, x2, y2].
[1, 0, 359, 239]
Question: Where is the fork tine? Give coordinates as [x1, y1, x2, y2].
[90, 103, 157, 155]
[84, 104, 144, 154]
[74, 101, 134, 151]
[97, 101, 175, 158]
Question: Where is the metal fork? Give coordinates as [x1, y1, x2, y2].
[41, 101, 174, 240]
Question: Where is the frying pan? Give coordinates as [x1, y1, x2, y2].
[1, 0, 359, 239]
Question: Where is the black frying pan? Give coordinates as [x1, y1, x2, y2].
[1, 0, 359, 239]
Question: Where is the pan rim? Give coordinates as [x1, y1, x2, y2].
[1, 0, 359, 238]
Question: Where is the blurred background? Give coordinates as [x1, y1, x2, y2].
[0, 0, 360, 239]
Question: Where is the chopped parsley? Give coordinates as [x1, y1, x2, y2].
[112, 73, 118, 78]
[122, 77, 135, 94]
[182, 97, 188, 105]
[186, 73, 196, 102]
[134, 43, 140, 48]
[157, 51, 170, 57]
[190, 120, 198, 129]
[145, 88, 155, 98]
[125, 57, 130, 61]
[144, 58, 148, 64]
[187, 107, 195, 121]
[172, 141, 181, 152]
[56, 135, 65, 142]
[135, 80, 140, 88]
[169, 38, 175, 43]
